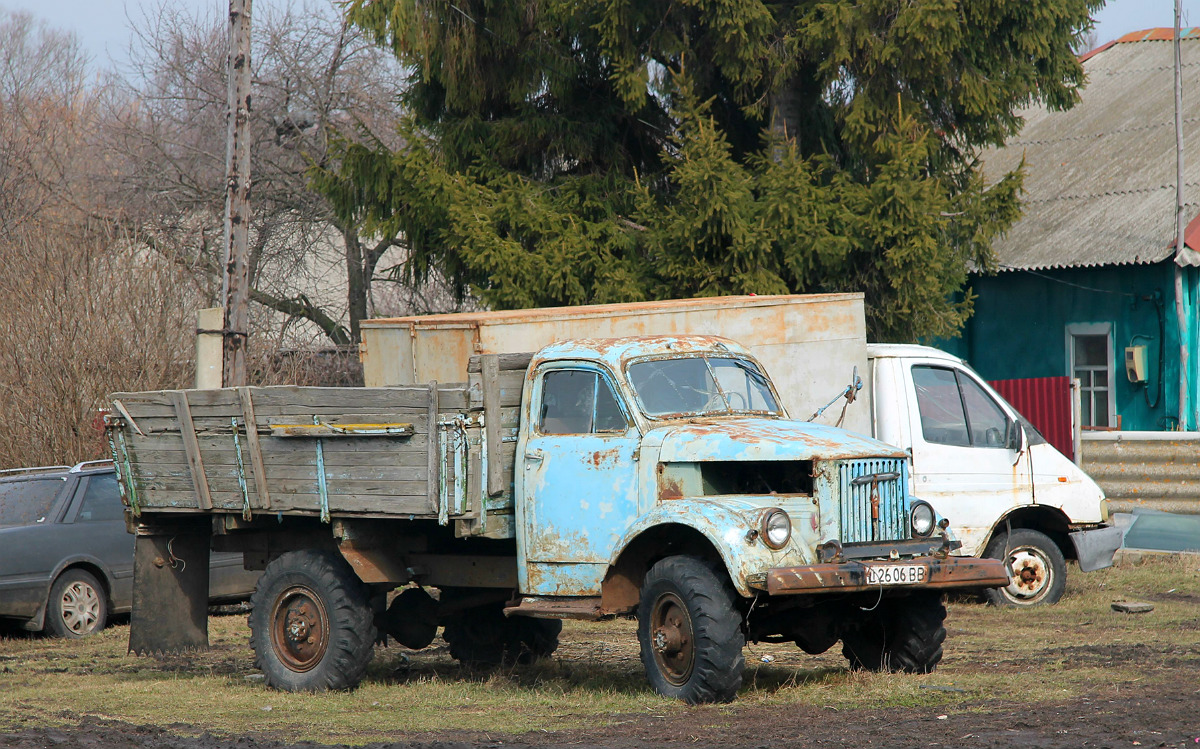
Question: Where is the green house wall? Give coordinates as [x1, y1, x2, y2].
[941, 262, 1188, 432]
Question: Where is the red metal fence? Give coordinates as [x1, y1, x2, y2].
[988, 376, 1074, 461]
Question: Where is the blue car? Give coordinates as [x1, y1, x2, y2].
[0, 461, 259, 637]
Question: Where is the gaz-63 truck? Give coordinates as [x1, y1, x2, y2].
[108, 334, 1008, 703]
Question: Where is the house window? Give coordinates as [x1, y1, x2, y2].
[1067, 324, 1113, 428]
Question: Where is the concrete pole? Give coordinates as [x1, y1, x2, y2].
[195, 308, 223, 389]
[221, 0, 252, 387]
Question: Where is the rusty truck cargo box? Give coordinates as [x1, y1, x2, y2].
[359, 293, 871, 436]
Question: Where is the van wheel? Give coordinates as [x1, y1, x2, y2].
[983, 529, 1067, 606]
[637, 556, 744, 704]
[249, 550, 376, 691]
[841, 592, 946, 673]
[46, 569, 107, 638]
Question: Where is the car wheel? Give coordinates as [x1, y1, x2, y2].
[46, 569, 108, 638]
[983, 529, 1068, 606]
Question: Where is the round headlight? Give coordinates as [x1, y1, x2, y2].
[761, 508, 792, 549]
[910, 501, 936, 537]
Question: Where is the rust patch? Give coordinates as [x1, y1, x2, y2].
[589, 448, 622, 469]
[659, 477, 684, 501]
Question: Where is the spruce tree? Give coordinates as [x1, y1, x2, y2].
[317, 0, 1098, 341]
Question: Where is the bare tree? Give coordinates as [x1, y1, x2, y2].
[104, 0, 422, 347]
[0, 12, 92, 233]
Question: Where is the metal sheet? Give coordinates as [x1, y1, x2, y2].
[989, 376, 1074, 461]
[982, 33, 1200, 271]
[361, 294, 873, 435]
[765, 556, 1010, 596]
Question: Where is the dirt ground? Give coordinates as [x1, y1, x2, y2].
[2, 641, 1197, 749]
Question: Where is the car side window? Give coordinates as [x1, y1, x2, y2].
[959, 375, 1010, 448]
[912, 366, 970, 447]
[75, 474, 125, 523]
[540, 370, 627, 435]
[0, 477, 67, 526]
[913, 366, 1010, 448]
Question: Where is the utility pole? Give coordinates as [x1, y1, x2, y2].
[222, 0, 253, 387]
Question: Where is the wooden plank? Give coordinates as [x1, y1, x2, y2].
[427, 381, 439, 511]
[170, 391, 213, 511]
[467, 352, 534, 373]
[482, 354, 505, 497]
[137, 489, 436, 516]
[270, 423, 414, 438]
[127, 445, 433, 469]
[134, 473, 433, 496]
[113, 386, 471, 418]
[237, 387, 272, 510]
[125, 433, 433, 457]
[133, 462, 433, 483]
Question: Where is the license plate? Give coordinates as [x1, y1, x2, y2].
[866, 564, 927, 586]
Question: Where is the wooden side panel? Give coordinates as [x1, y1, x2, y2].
[112, 385, 471, 519]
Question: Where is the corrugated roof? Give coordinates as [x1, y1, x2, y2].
[982, 29, 1200, 271]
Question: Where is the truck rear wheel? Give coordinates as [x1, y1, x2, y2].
[637, 556, 744, 704]
[983, 529, 1067, 606]
[841, 592, 946, 673]
[443, 604, 562, 666]
[249, 550, 376, 691]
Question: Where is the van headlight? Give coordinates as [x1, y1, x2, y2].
[760, 508, 792, 549]
[910, 501, 936, 537]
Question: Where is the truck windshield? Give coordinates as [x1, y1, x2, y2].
[627, 356, 781, 418]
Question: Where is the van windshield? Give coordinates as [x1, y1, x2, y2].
[627, 356, 781, 418]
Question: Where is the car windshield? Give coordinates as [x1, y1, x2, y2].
[0, 477, 66, 527]
[627, 356, 781, 418]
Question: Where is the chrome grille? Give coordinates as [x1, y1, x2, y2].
[838, 458, 909, 543]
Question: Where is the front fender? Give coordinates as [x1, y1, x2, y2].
[609, 500, 808, 598]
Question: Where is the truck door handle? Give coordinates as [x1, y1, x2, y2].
[525, 449, 544, 461]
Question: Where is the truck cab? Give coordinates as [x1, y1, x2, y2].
[868, 344, 1119, 605]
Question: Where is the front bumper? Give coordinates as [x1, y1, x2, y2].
[759, 555, 1011, 596]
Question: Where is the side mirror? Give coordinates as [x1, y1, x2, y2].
[1005, 419, 1025, 453]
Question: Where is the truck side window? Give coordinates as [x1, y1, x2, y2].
[540, 370, 627, 434]
[913, 366, 1009, 448]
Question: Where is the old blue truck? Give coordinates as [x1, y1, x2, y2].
[109, 335, 1009, 703]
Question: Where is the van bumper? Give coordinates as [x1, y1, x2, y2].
[760, 556, 1011, 596]
[1069, 524, 1124, 572]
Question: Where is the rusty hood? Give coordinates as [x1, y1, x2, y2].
[650, 418, 906, 462]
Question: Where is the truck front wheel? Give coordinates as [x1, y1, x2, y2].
[249, 550, 376, 691]
[637, 556, 744, 704]
[983, 529, 1067, 606]
[841, 592, 946, 673]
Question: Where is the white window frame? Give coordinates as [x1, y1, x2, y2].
[1066, 322, 1115, 428]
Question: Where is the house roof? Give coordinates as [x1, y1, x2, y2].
[982, 29, 1200, 272]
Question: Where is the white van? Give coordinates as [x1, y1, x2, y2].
[869, 344, 1120, 605]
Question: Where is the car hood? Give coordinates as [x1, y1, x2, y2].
[648, 418, 907, 462]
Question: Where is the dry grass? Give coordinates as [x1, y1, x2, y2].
[1, 556, 1197, 744]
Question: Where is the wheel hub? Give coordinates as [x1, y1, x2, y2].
[1007, 548, 1049, 599]
[649, 592, 694, 686]
[271, 586, 329, 672]
[60, 581, 100, 634]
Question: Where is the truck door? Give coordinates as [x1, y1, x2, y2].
[516, 363, 640, 597]
[902, 361, 1034, 557]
